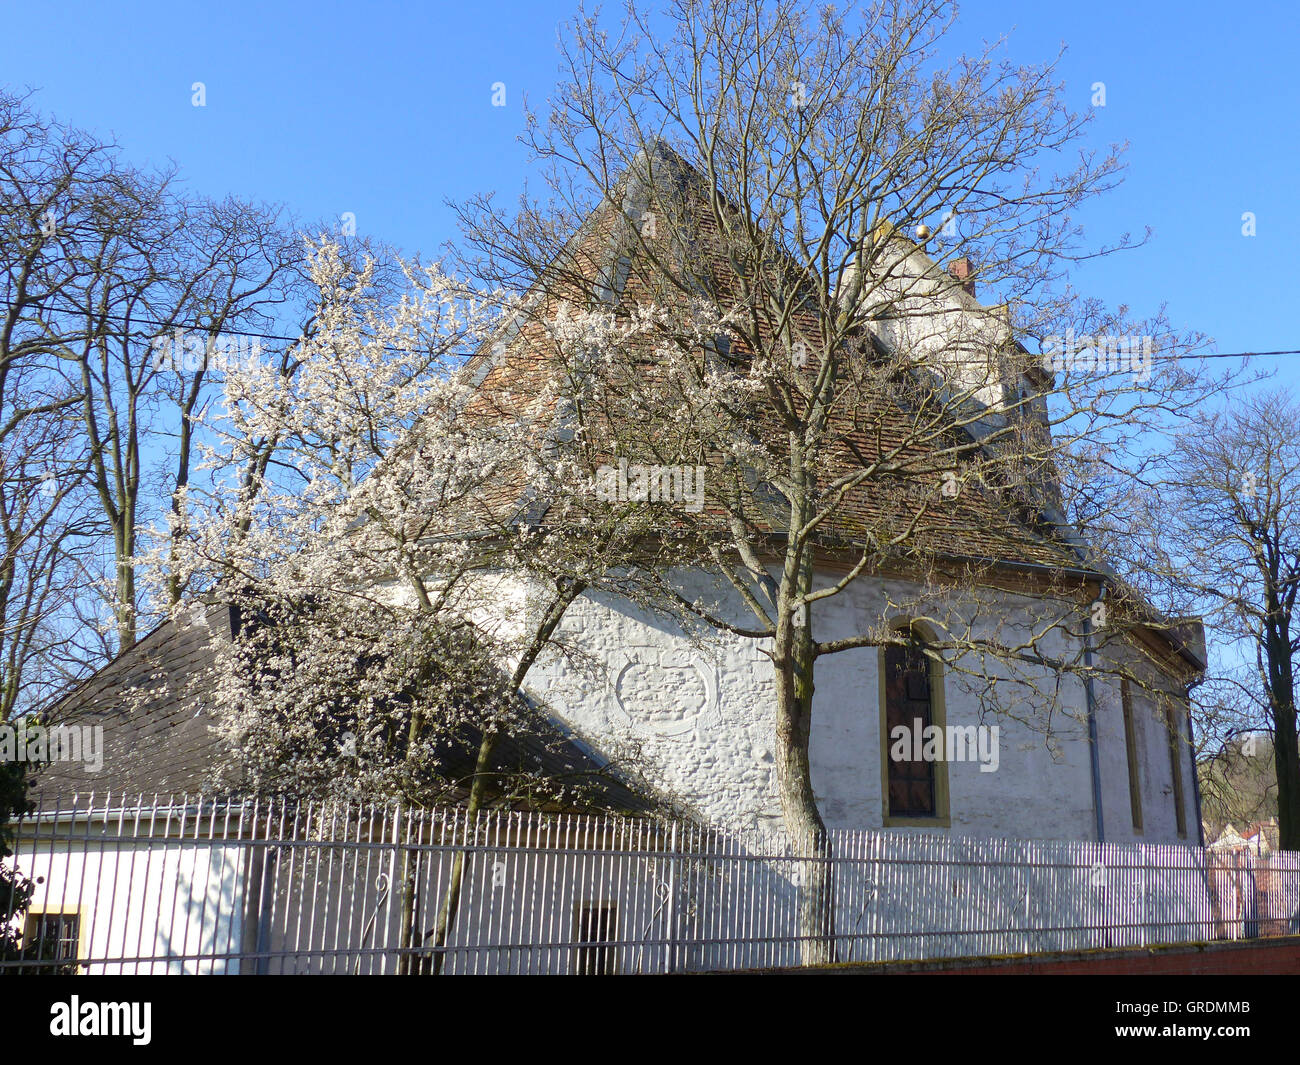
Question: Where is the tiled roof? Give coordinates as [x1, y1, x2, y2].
[457, 142, 1090, 577]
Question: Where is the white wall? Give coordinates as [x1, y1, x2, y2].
[12, 837, 244, 974]
[526, 565, 1193, 844]
[1093, 664, 1200, 845]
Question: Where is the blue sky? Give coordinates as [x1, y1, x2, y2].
[2, 0, 1297, 382]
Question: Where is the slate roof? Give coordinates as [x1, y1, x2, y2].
[32, 603, 659, 815]
[32, 603, 233, 802]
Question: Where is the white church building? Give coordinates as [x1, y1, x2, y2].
[459, 144, 1205, 849]
[8, 147, 1219, 976]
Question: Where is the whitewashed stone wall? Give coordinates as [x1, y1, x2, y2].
[457, 562, 1199, 843]
[1092, 661, 1201, 845]
[512, 564, 1200, 844]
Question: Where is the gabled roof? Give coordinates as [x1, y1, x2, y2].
[444, 141, 1204, 671]
[455, 141, 1093, 573]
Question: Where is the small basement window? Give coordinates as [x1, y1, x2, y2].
[573, 902, 616, 975]
[23, 911, 81, 972]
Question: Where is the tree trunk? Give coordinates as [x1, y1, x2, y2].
[396, 848, 421, 976]
[114, 535, 136, 649]
[772, 601, 837, 965]
[419, 578, 586, 973]
[1275, 714, 1300, 851]
[1265, 618, 1300, 850]
[420, 730, 496, 975]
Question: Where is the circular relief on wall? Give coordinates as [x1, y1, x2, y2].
[609, 649, 718, 739]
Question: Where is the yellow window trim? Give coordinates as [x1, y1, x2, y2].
[878, 619, 951, 829]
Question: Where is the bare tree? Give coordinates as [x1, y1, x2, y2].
[0, 89, 308, 658]
[0, 90, 111, 710]
[1125, 389, 1300, 849]
[1199, 730, 1278, 841]
[452, 0, 1223, 961]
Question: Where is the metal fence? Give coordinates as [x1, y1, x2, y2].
[4, 794, 1298, 974]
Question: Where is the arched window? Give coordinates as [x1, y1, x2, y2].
[879, 623, 949, 825]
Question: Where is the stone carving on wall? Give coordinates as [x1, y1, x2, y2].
[608, 648, 719, 740]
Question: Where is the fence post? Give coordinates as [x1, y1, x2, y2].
[386, 806, 402, 974]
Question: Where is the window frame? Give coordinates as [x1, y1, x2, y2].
[22, 908, 84, 972]
[1161, 694, 1189, 838]
[878, 620, 951, 828]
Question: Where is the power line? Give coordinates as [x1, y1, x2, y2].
[0, 300, 302, 344]
[2, 298, 1298, 364]
[1080, 348, 1300, 365]
[0, 300, 476, 358]
[1180, 349, 1300, 360]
